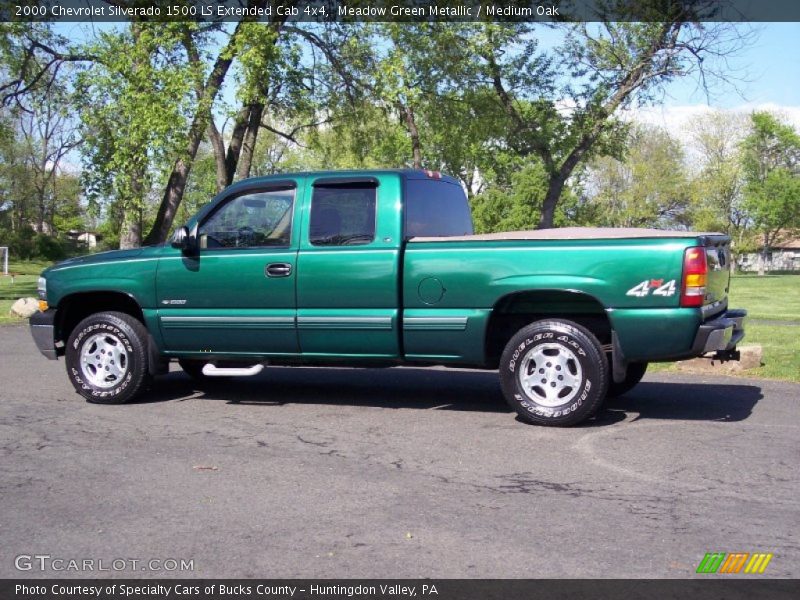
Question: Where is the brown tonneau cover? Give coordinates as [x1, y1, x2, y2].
[411, 227, 722, 243]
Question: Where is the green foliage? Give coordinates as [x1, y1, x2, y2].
[77, 23, 197, 244]
[586, 124, 691, 228]
[745, 167, 800, 238]
[33, 233, 67, 261]
[0, 20, 768, 246]
[301, 102, 410, 170]
[688, 110, 750, 254]
[175, 147, 219, 228]
[0, 225, 70, 261]
[471, 160, 580, 233]
[0, 225, 34, 259]
[741, 112, 800, 249]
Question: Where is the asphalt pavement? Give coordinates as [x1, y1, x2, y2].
[1, 324, 798, 578]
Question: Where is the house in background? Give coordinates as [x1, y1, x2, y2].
[738, 236, 800, 273]
[66, 230, 100, 249]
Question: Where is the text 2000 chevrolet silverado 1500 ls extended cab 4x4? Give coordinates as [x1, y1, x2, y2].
[30, 170, 746, 426]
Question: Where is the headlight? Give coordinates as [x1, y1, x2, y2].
[37, 277, 47, 301]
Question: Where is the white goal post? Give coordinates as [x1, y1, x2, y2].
[0, 246, 7, 275]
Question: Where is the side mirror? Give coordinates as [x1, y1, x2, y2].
[171, 226, 196, 252]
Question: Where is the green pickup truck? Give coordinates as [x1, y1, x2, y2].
[30, 169, 746, 426]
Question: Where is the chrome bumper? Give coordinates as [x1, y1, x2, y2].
[691, 309, 747, 356]
[29, 309, 57, 360]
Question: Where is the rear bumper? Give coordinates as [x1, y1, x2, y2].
[691, 308, 747, 356]
[29, 309, 58, 360]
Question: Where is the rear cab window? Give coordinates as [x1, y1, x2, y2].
[309, 181, 377, 247]
[405, 179, 474, 238]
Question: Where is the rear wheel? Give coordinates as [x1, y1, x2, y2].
[65, 311, 150, 404]
[499, 319, 608, 426]
[607, 362, 648, 398]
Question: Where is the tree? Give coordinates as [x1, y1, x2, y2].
[206, 20, 324, 192]
[741, 112, 800, 275]
[471, 160, 551, 233]
[585, 124, 691, 229]
[456, 8, 750, 228]
[688, 110, 750, 270]
[77, 23, 195, 248]
[17, 85, 79, 235]
[143, 0, 286, 246]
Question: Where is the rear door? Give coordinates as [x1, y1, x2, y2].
[295, 174, 403, 357]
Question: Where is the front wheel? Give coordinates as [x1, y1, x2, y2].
[65, 311, 151, 404]
[499, 319, 608, 426]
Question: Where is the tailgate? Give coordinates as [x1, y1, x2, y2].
[701, 236, 731, 314]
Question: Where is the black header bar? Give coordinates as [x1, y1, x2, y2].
[3, 0, 800, 23]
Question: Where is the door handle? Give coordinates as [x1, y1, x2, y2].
[265, 262, 292, 278]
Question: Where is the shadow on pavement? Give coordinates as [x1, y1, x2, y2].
[133, 367, 764, 424]
[596, 381, 763, 424]
[137, 366, 510, 413]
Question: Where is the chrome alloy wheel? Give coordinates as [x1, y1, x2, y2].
[79, 332, 129, 388]
[517, 342, 583, 407]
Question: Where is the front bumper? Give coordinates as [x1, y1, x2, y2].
[691, 308, 747, 358]
[30, 309, 58, 360]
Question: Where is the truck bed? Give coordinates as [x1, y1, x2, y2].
[411, 227, 721, 242]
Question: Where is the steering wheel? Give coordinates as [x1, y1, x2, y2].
[342, 234, 373, 246]
[237, 226, 255, 246]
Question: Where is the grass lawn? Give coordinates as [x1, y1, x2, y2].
[727, 273, 800, 322]
[652, 273, 800, 382]
[1, 260, 798, 381]
[0, 260, 50, 325]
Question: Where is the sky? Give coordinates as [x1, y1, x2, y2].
[627, 22, 800, 132]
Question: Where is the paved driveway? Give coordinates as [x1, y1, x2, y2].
[1, 325, 797, 578]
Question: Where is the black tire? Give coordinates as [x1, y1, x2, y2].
[499, 319, 609, 426]
[65, 311, 151, 404]
[606, 362, 648, 398]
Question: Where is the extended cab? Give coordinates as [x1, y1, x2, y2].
[30, 170, 746, 426]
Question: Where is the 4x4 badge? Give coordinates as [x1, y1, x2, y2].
[626, 279, 676, 298]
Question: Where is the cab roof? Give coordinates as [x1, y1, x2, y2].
[226, 169, 461, 189]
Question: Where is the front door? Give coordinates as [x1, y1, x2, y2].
[156, 182, 301, 356]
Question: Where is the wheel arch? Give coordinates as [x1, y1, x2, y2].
[54, 291, 146, 353]
[484, 288, 612, 368]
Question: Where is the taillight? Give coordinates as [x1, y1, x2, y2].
[681, 246, 708, 307]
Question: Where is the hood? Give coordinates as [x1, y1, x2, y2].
[45, 248, 146, 274]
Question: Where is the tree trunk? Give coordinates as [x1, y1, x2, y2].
[236, 103, 264, 180]
[207, 118, 228, 193]
[144, 157, 194, 246]
[539, 174, 567, 229]
[37, 186, 47, 233]
[119, 170, 144, 248]
[224, 105, 250, 185]
[400, 104, 422, 169]
[757, 247, 767, 276]
[119, 207, 142, 249]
